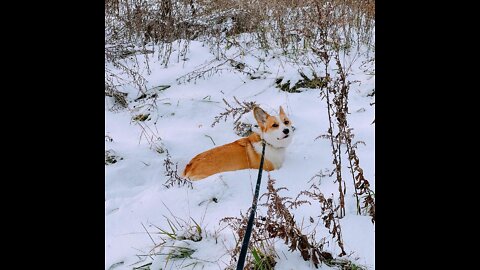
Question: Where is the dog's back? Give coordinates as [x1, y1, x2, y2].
[182, 133, 274, 180]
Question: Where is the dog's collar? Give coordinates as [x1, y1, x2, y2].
[259, 137, 286, 149]
[260, 139, 271, 148]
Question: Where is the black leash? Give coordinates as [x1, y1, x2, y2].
[236, 140, 266, 270]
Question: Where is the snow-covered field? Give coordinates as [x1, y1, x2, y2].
[105, 40, 375, 270]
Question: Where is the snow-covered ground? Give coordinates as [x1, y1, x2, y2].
[105, 39, 375, 270]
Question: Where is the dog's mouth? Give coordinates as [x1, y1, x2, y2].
[277, 135, 289, 140]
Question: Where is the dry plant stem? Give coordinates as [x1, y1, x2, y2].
[163, 151, 193, 189]
[333, 51, 361, 215]
[317, 46, 374, 220]
[346, 142, 361, 214]
[297, 184, 347, 257]
[211, 97, 257, 128]
[332, 50, 374, 219]
[319, 39, 346, 218]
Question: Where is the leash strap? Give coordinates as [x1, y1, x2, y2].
[236, 140, 266, 270]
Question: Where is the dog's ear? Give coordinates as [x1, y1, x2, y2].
[279, 106, 286, 118]
[253, 106, 269, 129]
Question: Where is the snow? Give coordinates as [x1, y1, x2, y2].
[106, 39, 374, 270]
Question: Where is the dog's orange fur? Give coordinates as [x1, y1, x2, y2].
[182, 132, 275, 180]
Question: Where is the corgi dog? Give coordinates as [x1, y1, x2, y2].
[182, 106, 293, 180]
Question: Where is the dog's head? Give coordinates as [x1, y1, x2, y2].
[253, 106, 293, 148]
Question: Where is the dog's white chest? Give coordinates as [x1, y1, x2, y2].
[253, 142, 286, 169]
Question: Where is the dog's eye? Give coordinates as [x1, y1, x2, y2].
[272, 123, 279, 127]
[284, 121, 290, 125]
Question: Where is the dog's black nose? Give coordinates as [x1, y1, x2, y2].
[283, 129, 289, 134]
